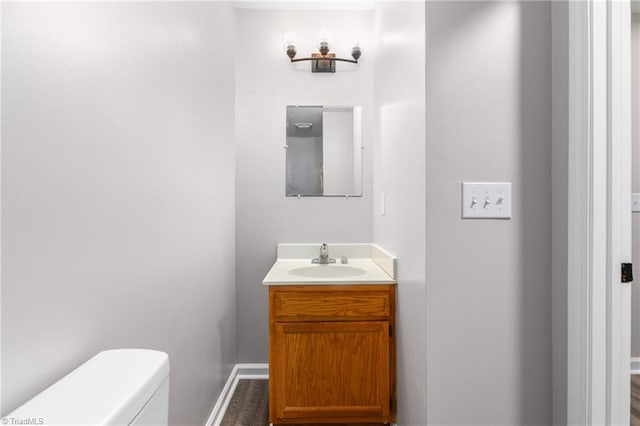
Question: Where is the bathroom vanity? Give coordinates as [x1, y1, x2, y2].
[263, 244, 397, 424]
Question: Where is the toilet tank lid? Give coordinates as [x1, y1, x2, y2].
[4, 349, 170, 425]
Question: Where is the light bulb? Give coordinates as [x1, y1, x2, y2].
[317, 29, 330, 50]
[318, 28, 329, 41]
[317, 33, 331, 56]
[283, 31, 296, 50]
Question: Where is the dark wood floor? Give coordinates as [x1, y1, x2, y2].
[220, 379, 389, 426]
[221, 379, 269, 426]
[632, 376, 640, 425]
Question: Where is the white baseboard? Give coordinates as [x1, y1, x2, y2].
[205, 363, 269, 426]
[631, 357, 640, 375]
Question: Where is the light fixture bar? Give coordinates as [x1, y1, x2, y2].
[290, 57, 358, 64]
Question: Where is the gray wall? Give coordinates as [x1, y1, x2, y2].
[425, 2, 552, 424]
[1, 3, 236, 425]
[551, 1, 569, 424]
[372, 2, 426, 424]
[631, 13, 640, 358]
[234, 8, 374, 362]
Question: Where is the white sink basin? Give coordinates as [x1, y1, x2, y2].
[288, 265, 367, 279]
[262, 244, 397, 285]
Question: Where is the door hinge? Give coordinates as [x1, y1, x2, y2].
[389, 324, 393, 337]
[622, 263, 634, 283]
[390, 397, 393, 410]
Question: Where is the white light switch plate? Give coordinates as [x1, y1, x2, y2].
[462, 182, 512, 219]
[633, 193, 640, 212]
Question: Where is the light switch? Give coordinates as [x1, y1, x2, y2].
[633, 193, 640, 212]
[462, 182, 512, 219]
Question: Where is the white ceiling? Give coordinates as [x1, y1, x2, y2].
[232, 0, 376, 10]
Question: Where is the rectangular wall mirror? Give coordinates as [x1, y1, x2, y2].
[286, 105, 363, 197]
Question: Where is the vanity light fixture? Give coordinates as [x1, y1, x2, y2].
[284, 34, 362, 73]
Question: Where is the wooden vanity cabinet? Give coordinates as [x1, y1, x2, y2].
[268, 284, 396, 424]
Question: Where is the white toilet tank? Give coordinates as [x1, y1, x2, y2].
[3, 349, 170, 425]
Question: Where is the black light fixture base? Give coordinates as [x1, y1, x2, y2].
[312, 58, 336, 73]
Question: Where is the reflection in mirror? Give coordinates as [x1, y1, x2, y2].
[286, 105, 362, 197]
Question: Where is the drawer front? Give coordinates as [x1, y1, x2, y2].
[270, 285, 393, 321]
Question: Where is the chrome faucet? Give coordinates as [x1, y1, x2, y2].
[312, 243, 336, 264]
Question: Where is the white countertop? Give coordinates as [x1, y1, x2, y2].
[262, 244, 397, 285]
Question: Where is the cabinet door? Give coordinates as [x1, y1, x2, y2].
[271, 321, 390, 423]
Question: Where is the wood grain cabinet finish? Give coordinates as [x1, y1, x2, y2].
[269, 285, 396, 424]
